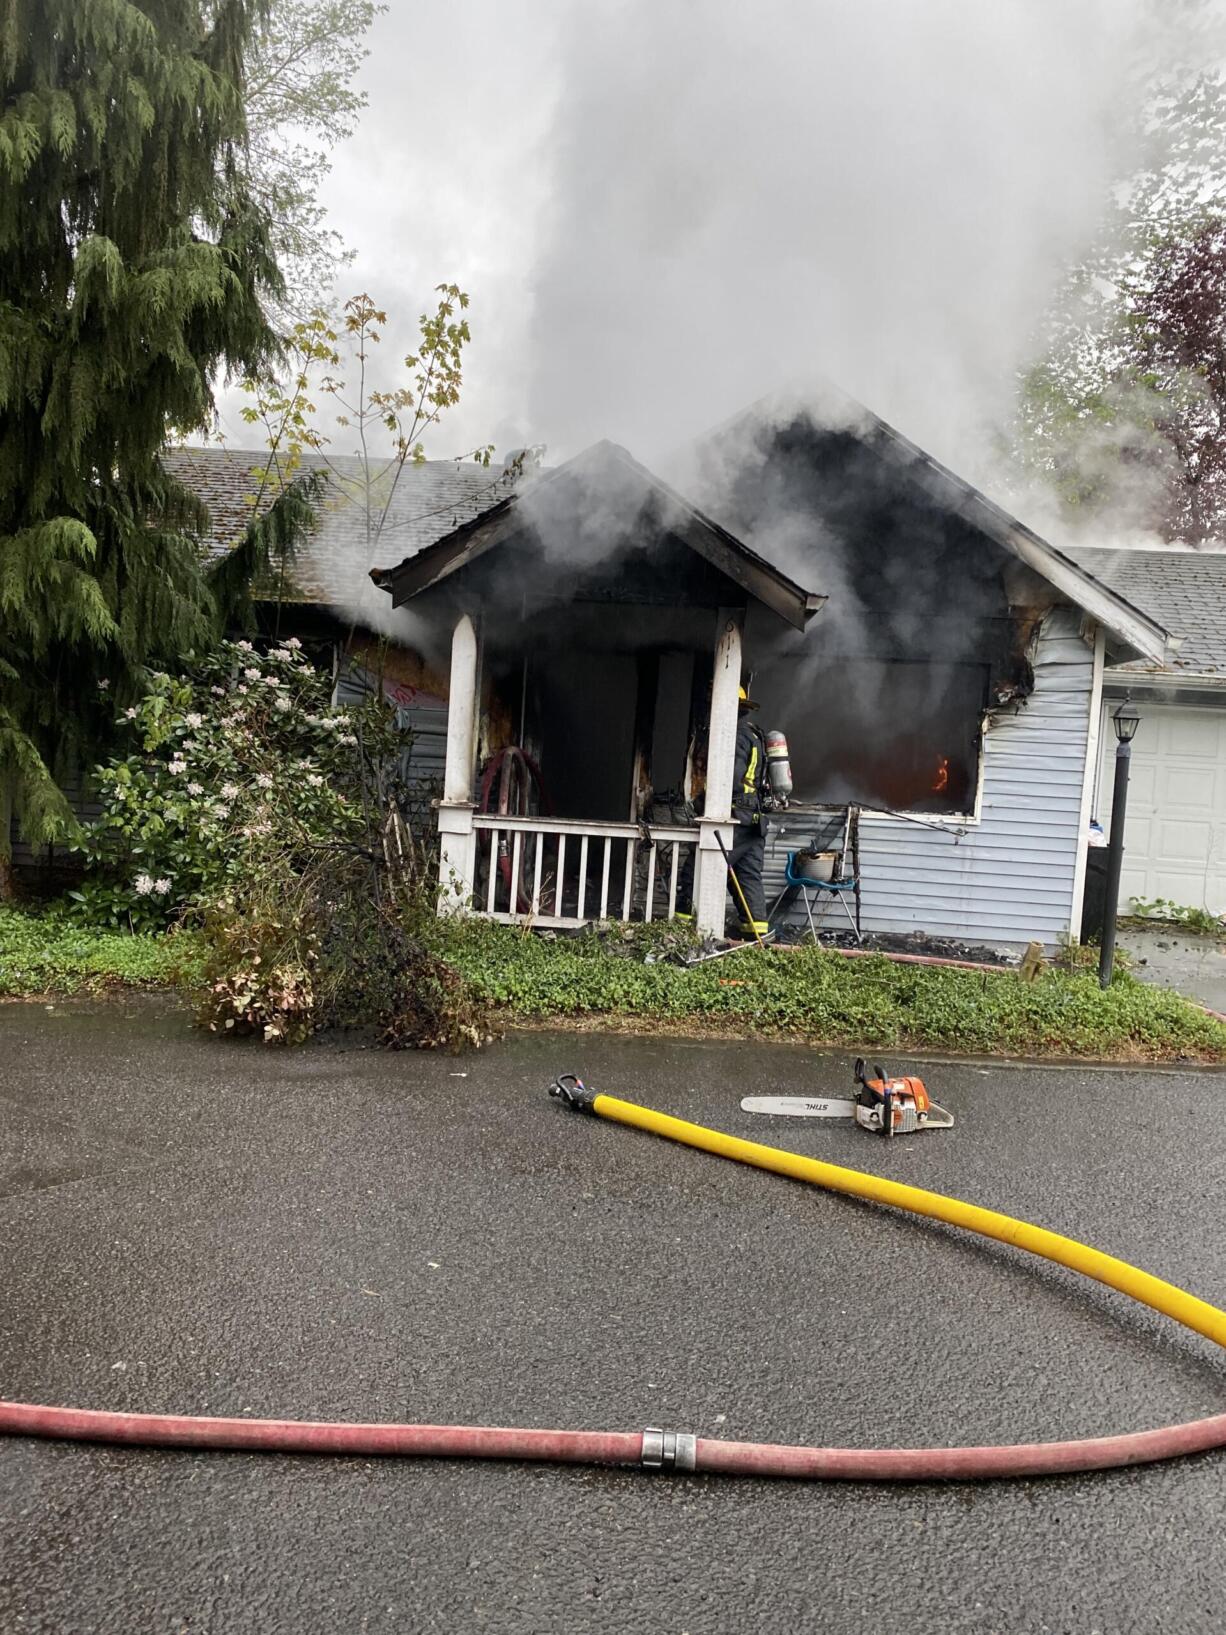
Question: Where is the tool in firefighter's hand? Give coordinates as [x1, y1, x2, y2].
[714, 828, 767, 949]
[740, 1057, 954, 1135]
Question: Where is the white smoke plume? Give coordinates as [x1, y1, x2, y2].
[224, 0, 1226, 651]
[524, 0, 1179, 489]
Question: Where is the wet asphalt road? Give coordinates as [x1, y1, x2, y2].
[2, 1001, 1226, 1635]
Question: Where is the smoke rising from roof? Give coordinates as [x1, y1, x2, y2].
[524, 0, 1165, 486]
[219, 0, 1219, 540]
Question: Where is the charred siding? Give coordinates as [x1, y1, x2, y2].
[333, 669, 447, 821]
[764, 608, 1094, 949]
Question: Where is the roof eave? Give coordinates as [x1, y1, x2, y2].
[998, 523, 1171, 663]
[1102, 665, 1226, 689]
[371, 444, 827, 631]
[370, 498, 516, 605]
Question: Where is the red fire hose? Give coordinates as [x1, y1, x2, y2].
[5, 1084, 1226, 1483]
[3, 1401, 1226, 1481]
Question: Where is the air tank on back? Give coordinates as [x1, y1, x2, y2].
[765, 729, 792, 805]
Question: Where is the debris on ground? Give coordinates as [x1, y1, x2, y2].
[772, 925, 1013, 966]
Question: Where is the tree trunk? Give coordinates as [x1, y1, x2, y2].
[0, 779, 13, 901]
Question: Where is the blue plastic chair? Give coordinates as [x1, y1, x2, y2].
[770, 852, 862, 944]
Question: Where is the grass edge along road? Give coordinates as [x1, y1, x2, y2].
[0, 906, 205, 999]
[3, 907, 1224, 1063]
[442, 923, 1226, 1064]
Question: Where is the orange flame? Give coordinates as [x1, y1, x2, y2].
[932, 756, 950, 793]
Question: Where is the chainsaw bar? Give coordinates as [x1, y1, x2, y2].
[740, 1095, 858, 1118]
[739, 1094, 955, 1129]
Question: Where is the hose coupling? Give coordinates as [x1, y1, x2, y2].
[640, 1427, 697, 1472]
[549, 1074, 598, 1113]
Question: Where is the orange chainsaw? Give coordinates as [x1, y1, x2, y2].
[739, 1058, 954, 1136]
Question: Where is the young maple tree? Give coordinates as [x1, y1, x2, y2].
[240, 287, 495, 551]
[0, 1, 294, 894]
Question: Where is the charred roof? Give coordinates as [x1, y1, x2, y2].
[371, 440, 826, 633]
[682, 392, 1172, 666]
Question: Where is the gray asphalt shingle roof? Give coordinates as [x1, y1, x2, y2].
[164, 446, 515, 619]
[1067, 547, 1226, 680]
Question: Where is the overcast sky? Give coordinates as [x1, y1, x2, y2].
[215, 0, 1211, 497]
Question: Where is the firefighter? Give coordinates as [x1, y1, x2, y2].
[676, 685, 773, 940]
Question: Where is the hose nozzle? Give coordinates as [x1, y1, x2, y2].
[549, 1074, 598, 1112]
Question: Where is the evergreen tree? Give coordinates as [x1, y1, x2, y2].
[0, 0, 285, 892]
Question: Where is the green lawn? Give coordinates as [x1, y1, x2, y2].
[0, 906, 205, 998]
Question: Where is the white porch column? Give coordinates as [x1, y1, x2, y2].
[438, 611, 480, 913]
[694, 608, 743, 938]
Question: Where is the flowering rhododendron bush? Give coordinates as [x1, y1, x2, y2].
[72, 639, 399, 932]
[68, 639, 492, 1049]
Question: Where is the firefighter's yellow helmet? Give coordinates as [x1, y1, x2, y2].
[738, 685, 759, 711]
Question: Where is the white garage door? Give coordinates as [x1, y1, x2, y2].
[1096, 703, 1226, 915]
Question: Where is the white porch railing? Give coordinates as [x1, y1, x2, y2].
[472, 813, 698, 927]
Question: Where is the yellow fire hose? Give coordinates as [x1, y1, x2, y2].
[547, 1076, 1226, 1479]
[6, 1082, 1225, 1483]
[580, 1089, 1226, 1348]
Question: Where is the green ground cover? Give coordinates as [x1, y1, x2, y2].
[442, 923, 1226, 1063]
[0, 907, 205, 998]
[3, 908, 1224, 1061]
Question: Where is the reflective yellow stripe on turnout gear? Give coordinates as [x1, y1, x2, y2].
[742, 744, 759, 797]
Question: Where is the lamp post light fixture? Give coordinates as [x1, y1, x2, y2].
[1099, 697, 1141, 989]
[1112, 699, 1140, 746]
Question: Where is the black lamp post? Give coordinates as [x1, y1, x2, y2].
[1099, 698, 1141, 989]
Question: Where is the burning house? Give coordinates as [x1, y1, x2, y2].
[52, 403, 1165, 949]
[372, 396, 1172, 951]
[372, 441, 824, 937]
